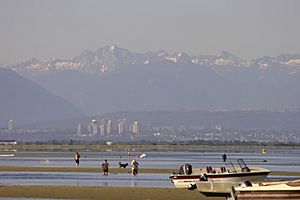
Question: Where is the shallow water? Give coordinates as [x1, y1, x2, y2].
[1, 149, 300, 172]
[0, 171, 172, 188]
[1, 148, 300, 188]
[0, 171, 299, 188]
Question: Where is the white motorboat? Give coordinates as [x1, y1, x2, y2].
[170, 159, 270, 188]
[230, 179, 300, 200]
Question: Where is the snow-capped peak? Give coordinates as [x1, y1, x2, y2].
[155, 50, 168, 57]
[110, 45, 116, 52]
[213, 51, 246, 66]
[4, 45, 300, 78]
[284, 59, 300, 66]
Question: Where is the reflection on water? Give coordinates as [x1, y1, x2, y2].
[1, 149, 300, 172]
[0, 171, 299, 188]
[0, 172, 173, 188]
[1, 148, 300, 188]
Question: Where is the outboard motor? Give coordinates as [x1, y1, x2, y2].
[183, 163, 192, 175]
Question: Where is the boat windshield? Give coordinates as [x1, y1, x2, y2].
[225, 161, 237, 173]
[223, 159, 250, 173]
[237, 159, 250, 172]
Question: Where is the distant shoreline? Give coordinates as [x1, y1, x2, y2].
[1, 144, 300, 152]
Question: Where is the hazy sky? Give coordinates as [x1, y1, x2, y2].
[1, 0, 300, 64]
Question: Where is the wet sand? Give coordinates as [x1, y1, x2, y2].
[0, 167, 299, 199]
[0, 186, 223, 200]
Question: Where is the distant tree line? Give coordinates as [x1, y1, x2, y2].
[20, 139, 300, 146]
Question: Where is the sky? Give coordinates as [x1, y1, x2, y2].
[0, 0, 300, 65]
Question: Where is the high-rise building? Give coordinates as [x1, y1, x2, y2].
[100, 119, 106, 136]
[118, 118, 126, 135]
[106, 120, 112, 136]
[76, 123, 82, 136]
[88, 119, 98, 136]
[7, 119, 14, 131]
[130, 121, 140, 136]
[215, 125, 222, 132]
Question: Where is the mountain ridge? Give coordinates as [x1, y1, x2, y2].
[4, 45, 300, 78]
[0, 68, 86, 126]
[2, 45, 300, 116]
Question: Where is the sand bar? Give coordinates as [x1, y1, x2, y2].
[0, 186, 223, 200]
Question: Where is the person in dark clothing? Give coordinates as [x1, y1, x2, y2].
[222, 153, 227, 162]
[102, 159, 109, 175]
[74, 152, 81, 167]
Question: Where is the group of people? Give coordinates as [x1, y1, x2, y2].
[74, 152, 139, 175]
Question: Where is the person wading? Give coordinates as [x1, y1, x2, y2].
[74, 152, 81, 168]
[131, 159, 139, 175]
[102, 159, 109, 175]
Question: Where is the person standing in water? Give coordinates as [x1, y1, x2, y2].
[74, 152, 81, 167]
[101, 159, 109, 175]
[222, 153, 227, 162]
[131, 159, 139, 175]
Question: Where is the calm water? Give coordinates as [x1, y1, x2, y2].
[0, 148, 300, 187]
[0, 172, 172, 188]
[1, 148, 300, 171]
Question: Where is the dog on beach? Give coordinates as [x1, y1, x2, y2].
[118, 162, 128, 168]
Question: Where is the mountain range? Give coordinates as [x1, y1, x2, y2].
[5, 45, 300, 77]
[0, 68, 85, 126]
[3, 45, 300, 118]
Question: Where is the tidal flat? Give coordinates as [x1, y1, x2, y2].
[0, 186, 223, 200]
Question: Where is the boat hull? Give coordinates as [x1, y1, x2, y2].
[196, 181, 240, 196]
[232, 180, 300, 200]
[170, 171, 269, 188]
[206, 171, 269, 182]
[170, 175, 201, 188]
[235, 190, 300, 199]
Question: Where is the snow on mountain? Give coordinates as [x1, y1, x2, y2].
[3, 45, 300, 78]
[284, 59, 300, 65]
[155, 50, 169, 57]
[211, 51, 247, 66]
[190, 51, 248, 67]
[159, 52, 191, 64]
[253, 54, 300, 74]
[3, 46, 300, 116]
[191, 55, 213, 65]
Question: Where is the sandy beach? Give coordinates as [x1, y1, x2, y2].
[1, 146, 300, 199]
[0, 166, 298, 199]
[0, 185, 224, 200]
[0, 166, 222, 199]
